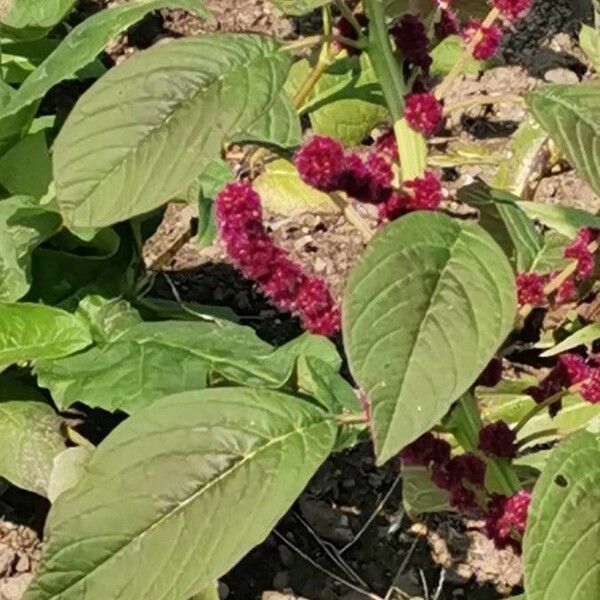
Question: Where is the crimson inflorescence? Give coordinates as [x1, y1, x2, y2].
[294, 135, 345, 192]
[526, 353, 600, 406]
[478, 421, 516, 459]
[435, 9, 459, 40]
[333, 13, 369, 55]
[374, 130, 399, 162]
[216, 182, 340, 336]
[295, 136, 443, 223]
[485, 491, 531, 551]
[476, 357, 504, 388]
[390, 14, 432, 72]
[516, 272, 545, 307]
[404, 92, 444, 136]
[400, 435, 487, 512]
[515, 228, 598, 308]
[492, 0, 532, 20]
[462, 19, 502, 60]
[565, 228, 597, 279]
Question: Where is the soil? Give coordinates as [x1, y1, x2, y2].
[3, 1, 600, 599]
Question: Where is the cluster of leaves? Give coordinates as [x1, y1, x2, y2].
[0, 0, 599, 599]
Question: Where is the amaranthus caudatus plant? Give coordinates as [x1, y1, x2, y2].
[0, 0, 600, 599]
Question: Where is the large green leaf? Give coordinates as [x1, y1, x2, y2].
[0, 377, 65, 496]
[54, 34, 291, 227]
[343, 212, 517, 464]
[25, 388, 336, 600]
[270, 0, 330, 15]
[0, 196, 62, 302]
[524, 430, 600, 600]
[0, 303, 91, 365]
[527, 84, 600, 196]
[35, 322, 338, 413]
[0, 0, 209, 124]
[0, 0, 76, 39]
[47, 446, 93, 503]
[233, 90, 301, 148]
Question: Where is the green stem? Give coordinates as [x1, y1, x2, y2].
[363, 0, 405, 122]
[517, 428, 560, 449]
[513, 390, 567, 433]
[333, 0, 368, 40]
[335, 413, 369, 425]
[363, 0, 426, 180]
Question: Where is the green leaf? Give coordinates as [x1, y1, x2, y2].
[25, 388, 336, 600]
[430, 35, 485, 77]
[580, 24, 600, 72]
[270, 0, 330, 15]
[75, 295, 142, 343]
[526, 83, 600, 196]
[0, 377, 65, 496]
[54, 34, 291, 228]
[516, 200, 600, 238]
[343, 212, 517, 464]
[190, 583, 219, 600]
[492, 117, 549, 198]
[523, 430, 600, 600]
[402, 465, 450, 516]
[0, 79, 36, 155]
[0, 0, 209, 124]
[28, 228, 136, 308]
[47, 446, 93, 503]
[529, 231, 570, 274]
[458, 182, 543, 271]
[541, 323, 600, 357]
[0, 302, 91, 366]
[253, 159, 339, 216]
[0, 196, 62, 302]
[0, 0, 77, 39]
[35, 321, 336, 413]
[0, 131, 52, 196]
[302, 54, 388, 146]
[134, 296, 240, 323]
[0, 38, 59, 84]
[233, 90, 301, 148]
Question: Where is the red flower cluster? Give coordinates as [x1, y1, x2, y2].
[295, 136, 443, 223]
[462, 19, 502, 60]
[400, 434, 487, 512]
[374, 130, 399, 162]
[565, 228, 597, 278]
[492, 0, 532, 20]
[216, 182, 340, 336]
[485, 491, 531, 551]
[404, 92, 444, 136]
[516, 228, 598, 308]
[478, 421, 516, 459]
[390, 14, 432, 72]
[527, 353, 600, 406]
[516, 272, 545, 306]
[435, 9, 459, 40]
[379, 171, 443, 221]
[333, 13, 369, 55]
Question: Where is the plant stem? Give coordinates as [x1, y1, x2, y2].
[435, 7, 501, 100]
[293, 54, 333, 110]
[284, 35, 324, 52]
[513, 390, 567, 433]
[443, 93, 526, 116]
[331, 192, 374, 241]
[517, 428, 560, 448]
[335, 412, 369, 425]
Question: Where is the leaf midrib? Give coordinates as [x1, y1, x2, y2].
[39, 413, 332, 599]
[60, 37, 282, 208]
